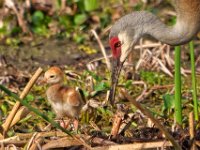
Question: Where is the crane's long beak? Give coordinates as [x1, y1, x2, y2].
[109, 58, 123, 105]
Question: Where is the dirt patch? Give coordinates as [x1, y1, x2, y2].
[0, 37, 105, 72]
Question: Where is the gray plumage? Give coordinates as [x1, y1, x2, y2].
[110, 0, 200, 46]
[109, 0, 200, 104]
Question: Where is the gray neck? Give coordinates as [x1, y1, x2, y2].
[144, 13, 200, 46]
[110, 0, 200, 46]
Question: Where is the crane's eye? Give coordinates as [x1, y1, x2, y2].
[114, 42, 121, 48]
[109, 37, 121, 59]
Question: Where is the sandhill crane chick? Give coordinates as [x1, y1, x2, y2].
[43, 66, 84, 131]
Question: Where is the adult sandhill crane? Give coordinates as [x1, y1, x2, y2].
[109, 0, 200, 104]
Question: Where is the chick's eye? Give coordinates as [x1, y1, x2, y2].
[50, 75, 55, 78]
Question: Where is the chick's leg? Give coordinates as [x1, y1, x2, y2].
[73, 119, 79, 132]
[60, 118, 70, 129]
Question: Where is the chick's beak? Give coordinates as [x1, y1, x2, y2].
[109, 58, 123, 105]
[38, 77, 47, 85]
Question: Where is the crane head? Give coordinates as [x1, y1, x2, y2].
[109, 36, 123, 105]
[108, 31, 134, 104]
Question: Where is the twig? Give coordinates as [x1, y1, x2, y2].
[91, 29, 111, 70]
[9, 106, 29, 128]
[195, 141, 200, 147]
[16, 131, 64, 140]
[154, 57, 173, 77]
[26, 132, 38, 150]
[92, 140, 172, 150]
[88, 55, 112, 64]
[0, 136, 26, 147]
[15, 132, 117, 147]
[2, 67, 43, 137]
[5, 143, 18, 150]
[42, 137, 82, 150]
[5, 0, 29, 33]
[101, 25, 112, 36]
[110, 111, 124, 137]
[184, 69, 200, 75]
[0, 140, 26, 147]
[134, 82, 174, 102]
[132, 81, 147, 102]
[89, 121, 101, 131]
[0, 136, 19, 142]
[189, 112, 196, 150]
[29, 136, 43, 150]
[118, 113, 134, 134]
[121, 89, 182, 150]
[89, 136, 117, 146]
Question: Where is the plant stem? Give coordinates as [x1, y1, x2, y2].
[174, 46, 182, 125]
[189, 41, 199, 121]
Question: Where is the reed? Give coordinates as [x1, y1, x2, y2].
[174, 46, 182, 125]
[189, 41, 199, 121]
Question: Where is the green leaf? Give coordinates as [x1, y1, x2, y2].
[59, 15, 72, 28]
[133, 2, 143, 11]
[100, 14, 110, 28]
[84, 0, 99, 12]
[0, 26, 7, 34]
[11, 27, 22, 35]
[76, 0, 85, 13]
[32, 25, 48, 35]
[47, 110, 56, 119]
[1, 101, 9, 115]
[162, 94, 175, 112]
[5, 38, 21, 46]
[18, 114, 32, 123]
[73, 33, 85, 43]
[86, 70, 103, 82]
[32, 11, 45, 26]
[24, 94, 34, 102]
[97, 107, 113, 116]
[124, 80, 132, 88]
[74, 14, 87, 25]
[94, 82, 109, 92]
